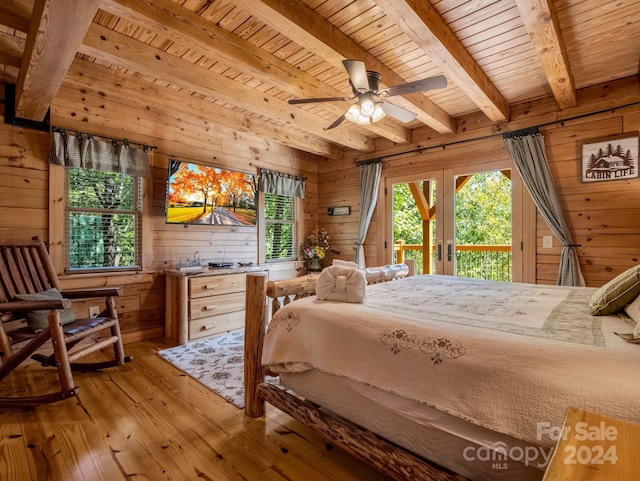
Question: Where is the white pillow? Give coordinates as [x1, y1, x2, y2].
[624, 294, 640, 337]
[626, 295, 640, 321]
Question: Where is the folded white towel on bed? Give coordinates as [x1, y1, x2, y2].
[316, 265, 366, 303]
[332, 259, 359, 268]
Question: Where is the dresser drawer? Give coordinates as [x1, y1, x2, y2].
[189, 291, 246, 320]
[189, 273, 246, 298]
[166, 269, 265, 345]
[189, 310, 245, 340]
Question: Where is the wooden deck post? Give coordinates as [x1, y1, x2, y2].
[244, 272, 268, 417]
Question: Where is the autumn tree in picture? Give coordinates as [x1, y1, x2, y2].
[166, 160, 256, 225]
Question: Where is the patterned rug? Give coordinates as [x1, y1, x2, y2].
[158, 330, 276, 409]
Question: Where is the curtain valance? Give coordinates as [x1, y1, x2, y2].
[259, 169, 305, 198]
[48, 128, 150, 177]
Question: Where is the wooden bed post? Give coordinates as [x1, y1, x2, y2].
[244, 272, 268, 417]
[404, 258, 416, 277]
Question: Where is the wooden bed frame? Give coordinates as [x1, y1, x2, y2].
[243, 261, 468, 481]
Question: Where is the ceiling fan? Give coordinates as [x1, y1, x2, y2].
[288, 59, 448, 130]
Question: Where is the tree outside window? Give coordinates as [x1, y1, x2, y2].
[264, 193, 296, 261]
[66, 168, 142, 271]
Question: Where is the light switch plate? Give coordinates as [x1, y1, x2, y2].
[543, 236, 553, 248]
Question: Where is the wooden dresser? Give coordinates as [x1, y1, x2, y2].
[165, 267, 266, 344]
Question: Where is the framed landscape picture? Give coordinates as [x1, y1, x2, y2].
[581, 134, 638, 182]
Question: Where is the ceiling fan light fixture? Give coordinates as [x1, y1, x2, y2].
[371, 103, 386, 122]
[291, 61, 447, 130]
[345, 104, 361, 123]
[344, 102, 386, 125]
[360, 98, 375, 117]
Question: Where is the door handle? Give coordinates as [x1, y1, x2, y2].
[437, 243, 442, 261]
[447, 243, 452, 262]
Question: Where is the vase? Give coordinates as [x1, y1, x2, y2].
[308, 258, 322, 272]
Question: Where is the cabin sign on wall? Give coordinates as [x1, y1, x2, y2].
[581, 135, 638, 182]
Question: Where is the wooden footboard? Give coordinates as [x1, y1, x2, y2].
[243, 261, 468, 480]
[244, 261, 413, 417]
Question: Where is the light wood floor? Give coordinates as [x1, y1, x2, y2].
[0, 338, 391, 481]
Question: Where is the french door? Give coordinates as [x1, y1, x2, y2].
[384, 159, 535, 283]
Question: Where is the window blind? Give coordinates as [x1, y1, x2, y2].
[264, 193, 296, 261]
[66, 168, 142, 271]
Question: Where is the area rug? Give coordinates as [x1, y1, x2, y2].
[158, 330, 277, 409]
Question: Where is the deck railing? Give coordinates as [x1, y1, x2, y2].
[394, 243, 512, 282]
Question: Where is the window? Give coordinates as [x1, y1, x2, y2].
[264, 193, 296, 261]
[66, 167, 142, 272]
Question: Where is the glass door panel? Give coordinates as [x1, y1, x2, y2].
[388, 163, 517, 281]
[387, 171, 443, 274]
[452, 169, 513, 281]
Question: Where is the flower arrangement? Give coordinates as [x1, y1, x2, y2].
[301, 228, 330, 261]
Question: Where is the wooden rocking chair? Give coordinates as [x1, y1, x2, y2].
[0, 237, 132, 408]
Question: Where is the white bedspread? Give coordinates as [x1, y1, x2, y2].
[262, 275, 640, 446]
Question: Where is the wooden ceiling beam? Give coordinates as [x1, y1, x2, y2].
[513, 0, 577, 109]
[244, 0, 456, 134]
[100, 0, 410, 145]
[0, 11, 28, 33]
[374, 0, 510, 123]
[14, 0, 101, 121]
[59, 58, 341, 159]
[0, 31, 24, 68]
[0, 0, 32, 33]
[79, 23, 370, 152]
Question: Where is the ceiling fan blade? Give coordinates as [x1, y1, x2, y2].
[381, 102, 418, 123]
[384, 75, 448, 97]
[342, 59, 369, 92]
[325, 114, 347, 130]
[288, 96, 350, 105]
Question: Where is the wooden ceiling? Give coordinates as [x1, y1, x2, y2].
[1, 0, 639, 158]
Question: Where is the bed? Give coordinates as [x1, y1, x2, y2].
[243, 264, 640, 481]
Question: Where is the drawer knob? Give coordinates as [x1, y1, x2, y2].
[200, 325, 214, 331]
[204, 305, 219, 311]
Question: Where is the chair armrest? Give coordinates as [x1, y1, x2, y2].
[60, 287, 123, 299]
[0, 299, 72, 312]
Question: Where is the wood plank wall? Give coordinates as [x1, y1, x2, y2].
[320, 76, 640, 287]
[0, 60, 319, 342]
[1, 73, 638, 343]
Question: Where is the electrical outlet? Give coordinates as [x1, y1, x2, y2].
[89, 306, 100, 318]
[543, 236, 553, 249]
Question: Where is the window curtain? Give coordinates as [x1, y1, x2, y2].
[49, 129, 150, 177]
[355, 160, 383, 269]
[503, 127, 583, 286]
[258, 169, 305, 198]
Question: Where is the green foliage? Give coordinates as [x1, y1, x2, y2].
[392, 171, 512, 280]
[393, 183, 426, 245]
[455, 171, 511, 245]
[68, 168, 138, 269]
[265, 223, 294, 259]
[69, 169, 134, 209]
[69, 213, 136, 268]
[264, 194, 295, 260]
